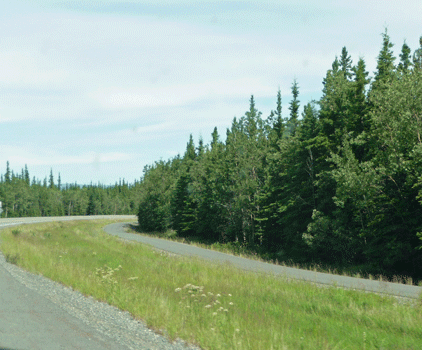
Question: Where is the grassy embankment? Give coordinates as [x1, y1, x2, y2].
[132, 227, 421, 286]
[1, 219, 422, 350]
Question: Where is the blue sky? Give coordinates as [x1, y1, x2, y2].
[1, 0, 421, 185]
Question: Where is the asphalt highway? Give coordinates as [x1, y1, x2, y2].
[0, 216, 196, 350]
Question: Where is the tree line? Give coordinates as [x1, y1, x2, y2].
[0, 162, 141, 217]
[137, 30, 422, 279]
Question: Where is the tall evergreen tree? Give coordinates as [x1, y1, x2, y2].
[5, 161, 11, 183]
[266, 89, 285, 146]
[398, 41, 412, 73]
[350, 57, 371, 137]
[413, 36, 422, 69]
[274, 88, 284, 140]
[287, 79, 300, 136]
[211, 127, 219, 150]
[49, 169, 54, 189]
[197, 137, 205, 159]
[24, 164, 30, 185]
[171, 172, 196, 237]
[244, 95, 262, 140]
[340, 46, 353, 80]
[184, 134, 196, 161]
[319, 55, 352, 151]
[372, 29, 396, 91]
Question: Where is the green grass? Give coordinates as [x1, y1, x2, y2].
[1, 219, 422, 349]
[129, 226, 422, 286]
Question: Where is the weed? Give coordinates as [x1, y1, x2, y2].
[11, 229, 20, 237]
[95, 265, 122, 285]
[5, 253, 20, 264]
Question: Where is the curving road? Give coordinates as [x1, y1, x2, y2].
[104, 222, 422, 300]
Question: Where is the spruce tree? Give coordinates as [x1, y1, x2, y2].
[340, 46, 353, 80]
[350, 57, 371, 139]
[287, 79, 300, 136]
[274, 88, 284, 140]
[299, 102, 319, 143]
[210, 127, 220, 150]
[372, 28, 396, 91]
[24, 164, 30, 185]
[197, 137, 205, 159]
[413, 36, 422, 69]
[5, 161, 10, 183]
[266, 89, 285, 146]
[398, 41, 412, 73]
[184, 134, 196, 161]
[244, 95, 261, 140]
[49, 169, 55, 189]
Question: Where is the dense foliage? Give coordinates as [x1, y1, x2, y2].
[137, 31, 422, 279]
[0, 163, 141, 217]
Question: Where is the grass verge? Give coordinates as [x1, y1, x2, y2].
[128, 226, 422, 286]
[1, 219, 422, 350]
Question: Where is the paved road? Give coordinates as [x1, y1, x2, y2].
[0, 216, 196, 350]
[0, 256, 130, 350]
[104, 222, 422, 300]
[0, 215, 137, 228]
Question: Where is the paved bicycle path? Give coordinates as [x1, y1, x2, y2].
[104, 222, 422, 300]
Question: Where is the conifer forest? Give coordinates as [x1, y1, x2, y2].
[3, 31, 422, 280]
[0, 163, 140, 217]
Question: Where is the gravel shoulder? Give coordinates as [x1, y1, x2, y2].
[0, 216, 198, 350]
[104, 222, 422, 301]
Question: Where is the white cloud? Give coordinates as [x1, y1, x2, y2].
[0, 145, 133, 167]
[89, 77, 275, 110]
[0, 50, 70, 88]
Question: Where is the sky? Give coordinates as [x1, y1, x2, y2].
[1, 0, 421, 185]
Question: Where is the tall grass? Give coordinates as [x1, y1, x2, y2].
[130, 227, 422, 286]
[1, 219, 421, 350]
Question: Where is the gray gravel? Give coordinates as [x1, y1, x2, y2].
[0, 216, 199, 350]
